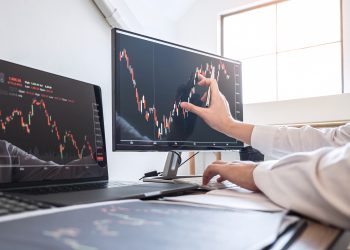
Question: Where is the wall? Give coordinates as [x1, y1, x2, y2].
[174, 0, 260, 53]
[244, 93, 350, 125]
[175, 0, 350, 126]
[109, 0, 198, 43]
[344, 0, 350, 93]
[0, 0, 179, 181]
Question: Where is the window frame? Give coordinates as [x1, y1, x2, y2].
[219, 0, 345, 102]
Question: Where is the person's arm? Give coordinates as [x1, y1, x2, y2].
[253, 143, 350, 229]
[180, 74, 254, 145]
[181, 75, 350, 158]
[203, 143, 350, 229]
[202, 160, 259, 191]
[252, 123, 350, 158]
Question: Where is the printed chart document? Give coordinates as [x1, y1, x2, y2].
[0, 200, 289, 250]
[164, 187, 285, 212]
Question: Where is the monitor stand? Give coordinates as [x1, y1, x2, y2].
[143, 151, 201, 183]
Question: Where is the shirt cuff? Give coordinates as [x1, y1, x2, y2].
[253, 160, 276, 191]
[253, 160, 291, 209]
[251, 125, 279, 156]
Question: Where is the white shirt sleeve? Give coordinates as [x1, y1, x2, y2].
[251, 123, 350, 158]
[250, 124, 350, 229]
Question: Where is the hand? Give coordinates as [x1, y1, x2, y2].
[180, 74, 254, 144]
[203, 160, 260, 191]
[180, 74, 235, 137]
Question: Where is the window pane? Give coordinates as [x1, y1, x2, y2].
[277, 42, 342, 100]
[277, 0, 341, 52]
[222, 0, 342, 103]
[242, 55, 277, 104]
[223, 5, 276, 59]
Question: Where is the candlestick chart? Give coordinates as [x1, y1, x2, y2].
[113, 30, 243, 150]
[0, 61, 107, 166]
[119, 48, 231, 140]
[0, 98, 94, 164]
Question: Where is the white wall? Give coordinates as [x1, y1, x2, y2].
[174, 0, 259, 54]
[244, 93, 350, 125]
[344, 0, 350, 93]
[175, 0, 350, 126]
[110, 0, 199, 43]
[0, 0, 179, 181]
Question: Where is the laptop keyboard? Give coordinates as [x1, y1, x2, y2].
[0, 192, 53, 216]
[0, 181, 139, 217]
[10, 181, 137, 195]
[174, 177, 238, 190]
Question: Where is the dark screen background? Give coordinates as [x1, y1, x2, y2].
[0, 60, 107, 184]
[113, 30, 243, 151]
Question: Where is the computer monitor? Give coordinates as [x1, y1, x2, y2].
[112, 29, 243, 156]
[0, 59, 108, 187]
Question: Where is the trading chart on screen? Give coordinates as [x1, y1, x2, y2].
[113, 30, 243, 150]
[0, 60, 106, 167]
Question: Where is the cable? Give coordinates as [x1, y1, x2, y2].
[139, 151, 199, 180]
[178, 151, 199, 167]
[169, 150, 182, 165]
[139, 170, 162, 180]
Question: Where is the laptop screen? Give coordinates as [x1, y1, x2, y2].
[0, 60, 108, 188]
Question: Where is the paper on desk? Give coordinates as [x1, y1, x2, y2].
[0, 199, 288, 250]
[164, 187, 285, 212]
[279, 215, 300, 234]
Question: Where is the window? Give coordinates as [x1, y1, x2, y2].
[222, 0, 342, 104]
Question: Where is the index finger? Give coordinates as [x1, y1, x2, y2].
[202, 164, 221, 185]
[197, 74, 220, 97]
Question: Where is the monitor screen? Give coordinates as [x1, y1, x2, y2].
[0, 59, 108, 186]
[112, 29, 243, 151]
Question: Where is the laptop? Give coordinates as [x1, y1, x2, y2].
[0, 59, 197, 206]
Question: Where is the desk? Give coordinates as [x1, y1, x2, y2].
[0, 195, 345, 250]
[288, 220, 341, 250]
[166, 188, 344, 249]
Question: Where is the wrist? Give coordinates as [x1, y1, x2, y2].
[248, 164, 259, 191]
[221, 117, 237, 137]
[223, 120, 254, 145]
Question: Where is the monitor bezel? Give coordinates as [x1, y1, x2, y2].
[112, 28, 244, 152]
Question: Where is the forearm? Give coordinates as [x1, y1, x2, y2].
[223, 120, 255, 145]
[252, 123, 350, 158]
[253, 144, 350, 229]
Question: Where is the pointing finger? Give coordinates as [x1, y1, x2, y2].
[197, 74, 220, 97]
[180, 102, 206, 117]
